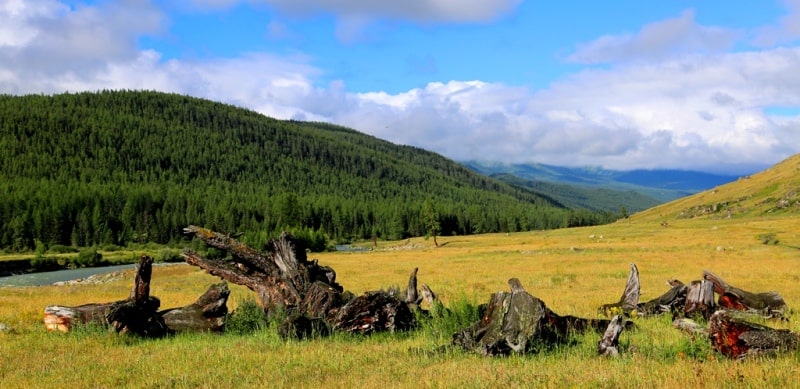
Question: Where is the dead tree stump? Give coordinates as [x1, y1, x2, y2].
[708, 310, 798, 359]
[182, 226, 430, 336]
[703, 270, 788, 319]
[454, 278, 622, 356]
[44, 256, 229, 335]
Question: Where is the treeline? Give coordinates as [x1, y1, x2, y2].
[0, 91, 618, 252]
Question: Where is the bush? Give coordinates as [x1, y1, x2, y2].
[101, 244, 123, 252]
[48, 244, 78, 254]
[416, 296, 481, 343]
[225, 298, 269, 335]
[71, 247, 104, 268]
[156, 249, 183, 263]
[758, 233, 779, 245]
[30, 254, 61, 272]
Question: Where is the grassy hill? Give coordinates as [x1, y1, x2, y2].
[631, 153, 800, 222]
[0, 91, 617, 252]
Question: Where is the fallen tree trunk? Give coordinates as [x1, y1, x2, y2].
[44, 256, 229, 335]
[454, 278, 625, 356]
[708, 310, 798, 359]
[703, 270, 788, 319]
[182, 226, 428, 336]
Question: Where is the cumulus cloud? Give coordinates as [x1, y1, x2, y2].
[190, 0, 521, 22]
[1, 1, 799, 174]
[568, 10, 737, 64]
[754, 0, 800, 46]
[0, 0, 163, 92]
[187, 0, 521, 41]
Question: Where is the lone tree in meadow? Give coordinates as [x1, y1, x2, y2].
[422, 198, 440, 247]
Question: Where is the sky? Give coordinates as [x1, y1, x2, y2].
[2, 1, 800, 174]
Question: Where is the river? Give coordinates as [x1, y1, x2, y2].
[0, 264, 138, 287]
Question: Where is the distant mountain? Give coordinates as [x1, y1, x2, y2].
[488, 173, 661, 213]
[462, 161, 740, 203]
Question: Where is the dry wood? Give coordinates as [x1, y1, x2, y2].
[703, 270, 788, 319]
[599, 264, 688, 317]
[182, 226, 431, 336]
[683, 279, 716, 320]
[708, 310, 798, 359]
[598, 315, 625, 357]
[599, 263, 640, 316]
[454, 278, 624, 356]
[44, 256, 229, 336]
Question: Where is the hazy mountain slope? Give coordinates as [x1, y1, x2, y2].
[490, 173, 661, 213]
[463, 161, 740, 203]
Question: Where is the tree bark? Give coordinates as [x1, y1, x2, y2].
[182, 225, 429, 336]
[703, 270, 788, 319]
[454, 278, 625, 356]
[599, 264, 688, 317]
[598, 315, 625, 357]
[44, 256, 229, 335]
[708, 310, 798, 359]
[683, 279, 716, 320]
[599, 263, 640, 316]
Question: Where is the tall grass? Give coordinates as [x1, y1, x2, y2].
[1, 211, 799, 388]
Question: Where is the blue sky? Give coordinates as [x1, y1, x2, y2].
[2, 0, 800, 174]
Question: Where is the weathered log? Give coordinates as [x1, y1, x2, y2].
[454, 278, 623, 356]
[684, 279, 716, 320]
[703, 270, 788, 319]
[44, 256, 229, 335]
[598, 315, 625, 357]
[332, 291, 416, 334]
[599, 263, 640, 316]
[637, 279, 688, 316]
[708, 310, 798, 359]
[599, 264, 687, 317]
[182, 226, 344, 315]
[183, 226, 429, 336]
[160, 282, 230, 332]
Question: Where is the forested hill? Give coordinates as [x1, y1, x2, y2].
[0, 91, 614, 252]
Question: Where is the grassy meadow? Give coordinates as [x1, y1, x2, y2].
[1, 155, 799, 388]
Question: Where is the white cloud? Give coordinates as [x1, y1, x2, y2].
[192, 0, 522, 22]
[568, 10, 737, 64]
[187, 0, 521, 41]
[1, 1, 799, 175]
[754, 0, 800, 46]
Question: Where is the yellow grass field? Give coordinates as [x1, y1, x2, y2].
[1, 155, 799, 388]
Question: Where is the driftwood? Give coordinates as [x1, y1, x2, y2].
[454, 278, 624, 356]
[708, 310, 798, 359]
[44, 256, 229, 335]
[182, 226, 428, 336]
[703, 270, 788, 319]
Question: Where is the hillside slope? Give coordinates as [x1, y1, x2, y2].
[0, 91, 614, 251]
[489, 173, 661, 213]
[630, 154, 800, 222]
